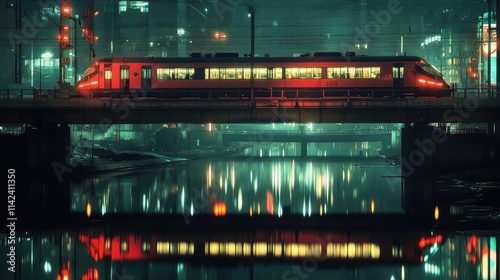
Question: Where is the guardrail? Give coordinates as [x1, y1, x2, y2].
[0, 88, 60, 99]
[0, 87, 499, 100]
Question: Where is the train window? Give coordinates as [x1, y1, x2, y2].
[169, 69, 177, 79]
[157, 68, 194, 80]
[210, 68, 219, 79]
[299, 68, 308, 78]
[157, 68, 169, 80]
[339, 67, 347, 79]
[255, 68, 268, 79]
[328, 67, 380, 79]
[362, 68, 371, 78]
[142, 66, 151, 79]
[355, 67, 363, 78]
[220, 68, 227, 79]
[285, 68, 321, 79]
[244, 68, 251, 79]
[273, 68, 283, 79]
[226, 68, 236, 79]
[120, 66, 129, 79]
[347, 67, 355, 79]
[267, 68, 273, 79]
[333, 68, 340, 78]
[313, 68, 321, 78]
[236, 68, 243, 79]
[104, 70, 112, 79]
[393, 66, 404, 79]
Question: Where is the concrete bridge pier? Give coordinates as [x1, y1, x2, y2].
[401, 123, 434, 222]
[1, 123, 71, 222]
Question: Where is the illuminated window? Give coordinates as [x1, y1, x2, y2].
[392, 66, 404, 79]
[104, 70, 112, 80]
[273, 68, 283, 79]
[141, 66, 151, 79]
[235, 68, 243, 79]
[157, 68, 194, 80]
[285, 68, 321, 79]
[254, 68, 268, 79]
[327, 67, 380, 79]
[120, 66, 129, 80]
[226, 68, 236, 79]
[219, 68, 226, 79]
[119, 1, 127, 13]
[119, 1, 149, 14]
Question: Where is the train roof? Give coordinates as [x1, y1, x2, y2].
[95, 55, 426, 64]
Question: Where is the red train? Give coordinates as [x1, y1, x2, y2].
[76, 52, 452, 99]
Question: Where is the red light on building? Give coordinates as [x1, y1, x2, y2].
[213, 202, 227, 216]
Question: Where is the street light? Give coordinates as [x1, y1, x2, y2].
[40, 51, 53, 90]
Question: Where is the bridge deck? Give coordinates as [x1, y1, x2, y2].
[1, 97, 500, 124]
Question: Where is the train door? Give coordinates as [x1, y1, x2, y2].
[393, 63, 404, 88]
[141, 66, 152, 89]
[120, 65, 130, 91]
[104, 64, 112, 88]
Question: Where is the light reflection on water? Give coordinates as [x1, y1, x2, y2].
[243, 142, 383, 157]
[71, 155, 402, 215]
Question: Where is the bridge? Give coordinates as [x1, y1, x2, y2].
[2, 96, 500, 124]
[222, 132, 391, 156]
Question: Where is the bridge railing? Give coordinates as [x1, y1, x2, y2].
[0, 88, 61, 99]
[452, 87, 499, 98]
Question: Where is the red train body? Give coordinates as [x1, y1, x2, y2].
[76, 53, 452, 99]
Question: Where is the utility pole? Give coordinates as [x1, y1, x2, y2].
[83, 0, 98, 66]
[488, 0, 492, 96]
[497, 0, 499, 96]
[248, 6, 255, 105]
[14, 0, 21, 85]
[59, 1, 64, 87]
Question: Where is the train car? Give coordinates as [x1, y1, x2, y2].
[75, 53, 452, 99]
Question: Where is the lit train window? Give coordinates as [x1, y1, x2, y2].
[157, 68, 169, 80]
[356, 67, 363, 78]
[327, 67, 380, 79]
[285, 68, 321, 79]
[157, 68, 194, 79]
[209, 68, 219, 79]
[236, 68, 243, 79]
[347, 67, 355, 79]
[244, 68, 251, 79]
[274, 68, 283, 79]
[226, 68, 236, 79]
[254, 68, 268, 79]
[393, 66, 404, 79]
[104, 70, 112, 79]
